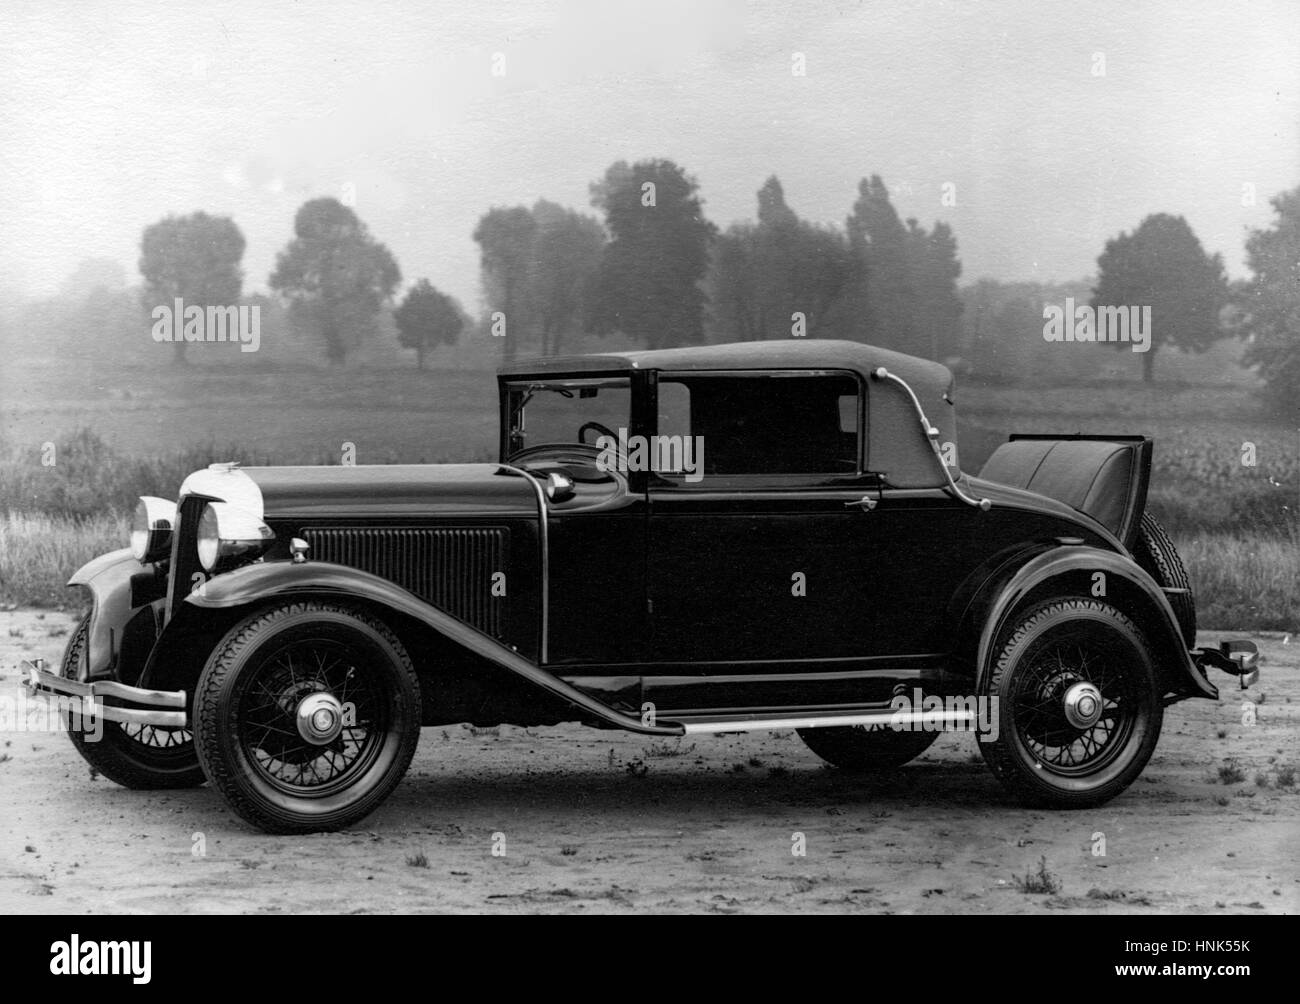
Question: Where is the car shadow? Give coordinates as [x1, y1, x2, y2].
[386, 757, 1011, 821]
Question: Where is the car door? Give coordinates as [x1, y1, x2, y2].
[643, 369, 919, 710]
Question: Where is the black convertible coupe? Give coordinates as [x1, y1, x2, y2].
[25, 340, 1258, 832]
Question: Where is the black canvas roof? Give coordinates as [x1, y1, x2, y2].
[498, 339, 958, 488]
[500, 338, 947, 389]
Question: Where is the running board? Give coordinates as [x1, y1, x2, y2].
[676, 709, 978, 735]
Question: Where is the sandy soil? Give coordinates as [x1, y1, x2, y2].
[1, 608, 1295, 914]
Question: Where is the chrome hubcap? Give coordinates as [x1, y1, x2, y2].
[1062, 681, 1103, 729]
[296, 692, 344, 745]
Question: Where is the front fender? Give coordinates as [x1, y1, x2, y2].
[180, 560, 683, 736]
[975, 545, 1217, 702]
[67, 548, 152, 682]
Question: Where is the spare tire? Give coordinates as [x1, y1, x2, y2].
[1132, 511, 1197, 648]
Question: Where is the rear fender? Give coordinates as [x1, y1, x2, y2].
[974, 545, 1216, 702]
[140, 559, 682, 736]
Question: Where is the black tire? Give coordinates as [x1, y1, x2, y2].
[194, 601, 421, 834]
[60, 615, 205, 789]
[980, 598, 1163, 808]
[1132, 511, 1196, 648]
[798, 723, 939, 770]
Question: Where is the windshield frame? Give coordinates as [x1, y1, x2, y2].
[498, 370, 639, 464]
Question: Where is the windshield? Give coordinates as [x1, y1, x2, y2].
[503, 376, 632, 458]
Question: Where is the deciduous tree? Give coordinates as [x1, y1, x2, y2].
[269, 198, 400, 364]
[1238, 186, 1300, 420]
[587, 159, 717, 349]
[139, 212, 245, 364]
[1090, 213, 1227, 383]
[394, 279, 464, 370]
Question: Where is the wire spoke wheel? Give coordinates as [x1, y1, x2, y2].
[60, 615, 205, 789]
[118, 722, 193, 748]
[237, 637, 388, 796]
[981, 598, 1162, 808]
[195, 602, 421, 834]
[1010, 633, 1137, 777]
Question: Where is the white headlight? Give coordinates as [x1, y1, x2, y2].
[130, 496, 176, 563]
[197, 502, 275, 572]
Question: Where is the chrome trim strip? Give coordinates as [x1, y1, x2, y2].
[872, 366, 991, 511]
[89, 705, 189, 728]
[678, 709, 977, 734]
[497, 464, 550, 664]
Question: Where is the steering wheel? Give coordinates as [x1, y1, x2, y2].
[578, 421, 617, 446]
[510, 442, 604, 466]
[508, 442, 625, 485]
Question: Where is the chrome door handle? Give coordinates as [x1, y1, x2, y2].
[845, 495, 878, 512]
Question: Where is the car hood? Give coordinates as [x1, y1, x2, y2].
[178, 463, 539, 519]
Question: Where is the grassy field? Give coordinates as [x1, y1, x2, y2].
[1, 348, 1295, 629]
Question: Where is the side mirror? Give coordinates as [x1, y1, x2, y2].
[545, 471, 576, 503]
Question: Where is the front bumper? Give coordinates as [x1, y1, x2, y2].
[1193, 640, 1260, 689]
[21, 659, 188, 728]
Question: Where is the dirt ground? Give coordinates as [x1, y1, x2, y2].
[1, 608, 1295, 914]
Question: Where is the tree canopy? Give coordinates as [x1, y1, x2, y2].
[1090, 213, 1228, 383]
[394, 279, 464, 370]
[269, 198, 400, 364]
[1239, 186, 1300, 419]
[139, 212, 245, 363]
[586, 158, 717, 349]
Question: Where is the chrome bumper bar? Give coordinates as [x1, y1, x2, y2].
[21, 659, 188, 728]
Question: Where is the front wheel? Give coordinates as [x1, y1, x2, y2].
[194, 601, 422, 834]
[979, 598, 1163, 808]
[61, 615, 205, 789]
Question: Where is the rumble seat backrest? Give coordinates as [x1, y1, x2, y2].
[978, 437, 1146, 541]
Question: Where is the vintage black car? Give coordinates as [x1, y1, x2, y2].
[26, 340, 1258, 833]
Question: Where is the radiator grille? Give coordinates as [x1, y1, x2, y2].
[303, 527, 508, 637]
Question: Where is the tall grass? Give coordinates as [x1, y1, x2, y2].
[0, 511, 127, 607]
[1182, 528, 1300, 631]
[0, 429, 305, 520]
[1, 428, 1296, 630]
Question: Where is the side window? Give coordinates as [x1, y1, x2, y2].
[656, 372, 861, 481]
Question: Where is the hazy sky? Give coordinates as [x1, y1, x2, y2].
[1, 0, 1296, 308]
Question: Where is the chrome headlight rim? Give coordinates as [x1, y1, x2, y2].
[130, 496, 177, 563]
[196, 501, 275, 573]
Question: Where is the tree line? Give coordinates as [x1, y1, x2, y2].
[131, 161, 1300, 418]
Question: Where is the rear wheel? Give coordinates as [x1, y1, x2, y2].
[61, 615, 204, 789]
[1132, 511, 1196, 648]
[980, 598, 1163, 808]
[798, 724, 938, 770]
[194, 601, 421, 834]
